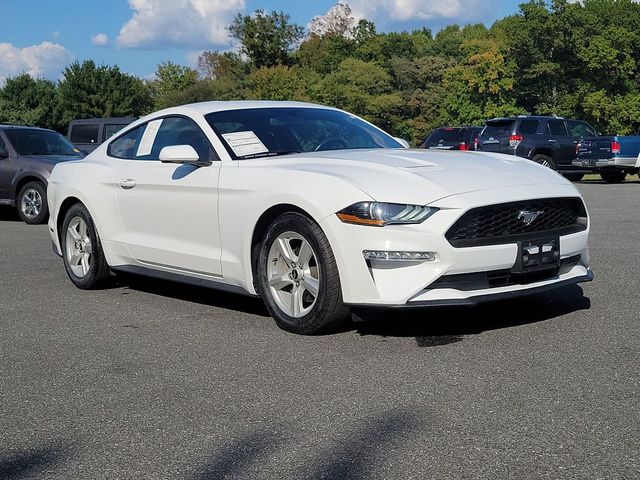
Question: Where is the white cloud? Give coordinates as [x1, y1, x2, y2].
[91, 33, 109, 47]
[0, 41, 74, 82]
[349, 0, 484, 24]
[117, 0, 245, 49]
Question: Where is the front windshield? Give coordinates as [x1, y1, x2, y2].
[4, 128, 83, 157]
[205, 107, 403, 159]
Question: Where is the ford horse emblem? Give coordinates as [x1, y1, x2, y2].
[518, 209, 544, 226]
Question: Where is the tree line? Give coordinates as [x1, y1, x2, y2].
[2, 0, 640, 145]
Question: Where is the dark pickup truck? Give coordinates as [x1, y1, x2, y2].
[477, 116, 597, 181]
[575, 136, 640, 183]
[0, 125, 83, 224]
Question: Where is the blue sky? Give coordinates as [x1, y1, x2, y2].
[0, 0, 521, 81]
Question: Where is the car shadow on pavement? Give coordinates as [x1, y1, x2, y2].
[352, 285, 591, 348]
[117, 273, 270, 317]
[0, 206, 19, 221]
[0, 443, 73, 480]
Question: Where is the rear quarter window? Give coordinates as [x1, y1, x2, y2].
[518, 119, 539, 135]
[548, 120, 568, 136]
[70, 124, 99, 144]
[108, 125, 145, 159]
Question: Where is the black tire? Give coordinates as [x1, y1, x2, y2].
[61, 203, 110, 289]
[257, 212, 350, 335]
[600, 170, 627, 184]
[532, 154, 556, 170]
[563, 173, 585, 182]
[17, 181, 48, 224]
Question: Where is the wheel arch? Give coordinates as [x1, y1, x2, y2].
[529, 147, 556, 161]
[249, 203, 320, 289]
[14, 174, 47, 201]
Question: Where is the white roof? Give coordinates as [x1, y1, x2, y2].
[153, 100, 334, 118]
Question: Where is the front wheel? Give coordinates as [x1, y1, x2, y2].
[257, 212, 350, 334]
[600, 170, 627, 184]
[17, 181, 48, 224]
[61, 203, 110, 289]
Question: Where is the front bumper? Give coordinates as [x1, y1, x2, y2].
[320, 184, 591, 306]
[573, 157, 639, 169]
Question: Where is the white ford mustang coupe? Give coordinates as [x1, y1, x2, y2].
[48, 101, 592, 334]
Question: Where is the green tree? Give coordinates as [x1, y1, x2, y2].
[246, 66, 313, 101]
[0, 74, 62, 131]
[58, 60, 152, 124]
[198, 51, 248, 80]
[151, 61, 199, 109]
[229, 10, 304, 68]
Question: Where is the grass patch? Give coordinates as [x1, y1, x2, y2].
[581, 173, 639, 182]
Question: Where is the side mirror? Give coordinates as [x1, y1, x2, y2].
[394, 137, 410, 148]
[159, 145, 210, 166]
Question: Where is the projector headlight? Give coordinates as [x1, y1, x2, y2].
[336, 202, 438, 227]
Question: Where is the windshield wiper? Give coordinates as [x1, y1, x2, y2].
[239, 150, 302, 159]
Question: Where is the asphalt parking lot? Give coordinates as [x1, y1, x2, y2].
[0, 182, 638, 479]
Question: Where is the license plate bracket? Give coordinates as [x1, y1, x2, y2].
[511, 237, 560, 274]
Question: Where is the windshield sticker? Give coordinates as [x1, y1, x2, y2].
[136, 119, 163, 157]
[222, 131, 269, 157]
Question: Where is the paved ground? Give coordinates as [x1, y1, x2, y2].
[0, 182, 638, 479]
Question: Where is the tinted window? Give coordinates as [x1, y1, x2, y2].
[144, 117, 214, 161]
[70, 124, 99, 144]
[109, 117, 215, 162]
[108, 125, 145, 159]
[425, 128, 465, 144]
[567, 121, 597, 138]
[0, 135, 7, 155]
[548, 120, 568, 136]
[482, 121, 515, 138]
[518, 119, 539, 135]
[4, 129, 82, 156]
[104, 124, 126, 140]
[206, 107, 402, 159]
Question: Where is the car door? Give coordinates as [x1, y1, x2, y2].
[547, 119, 574, 167]
[111, 116, 223, 276]
[0, 133, 13, 200]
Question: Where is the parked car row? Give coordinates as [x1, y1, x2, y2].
[422, 115, 600, 181]
[0, 118, 134, 224]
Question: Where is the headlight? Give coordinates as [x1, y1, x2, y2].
[336, 202, 438, 226]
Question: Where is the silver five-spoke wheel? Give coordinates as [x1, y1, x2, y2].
[21, 188, 42, 220]
[65, 217, 93, 278]
[267, 231, 320, 318]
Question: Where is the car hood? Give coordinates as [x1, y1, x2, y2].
[20, 154, 83, 165]
[246, 149, 574, 204]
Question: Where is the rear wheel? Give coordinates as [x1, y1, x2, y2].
[532, 154, 556, 170]
[257, 212, 350, 335]
[17, 181, 48, 224]
[600, 170, 627, 184]
[61, 203, 110, 289]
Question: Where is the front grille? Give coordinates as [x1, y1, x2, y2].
[430, 255, 582, 291]
[445, 197, 587, 247]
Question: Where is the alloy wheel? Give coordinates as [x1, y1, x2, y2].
[21, 188, 42, 220]
[65, 216, 93, 278]
[266, 231, 320, 318]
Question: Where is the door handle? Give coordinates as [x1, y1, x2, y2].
[119, 178, 136, 190]
[548, 139, 557, 143]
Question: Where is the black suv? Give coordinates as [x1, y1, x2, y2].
[0, 125, 83, 224]
[68, 117, 135, 153]
[421, 126, 484, 151]
[477, 116, 598, 180]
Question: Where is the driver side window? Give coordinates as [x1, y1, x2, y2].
[109, 117, 217, 161]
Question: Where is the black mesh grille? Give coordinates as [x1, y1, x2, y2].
[446, 197, 587, 247]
